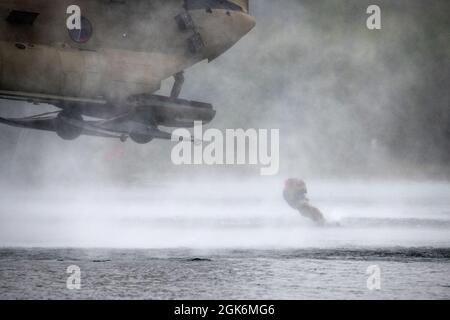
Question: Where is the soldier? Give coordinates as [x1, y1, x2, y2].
[283, 179, 326, 225]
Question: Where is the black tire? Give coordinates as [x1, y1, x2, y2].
[129, 133, 154, 144]
[55, 111, 83, 141]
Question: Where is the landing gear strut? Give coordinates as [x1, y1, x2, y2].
[170, 71, 185, 99]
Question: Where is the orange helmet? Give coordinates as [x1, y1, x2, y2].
[285, 178, 307, 192]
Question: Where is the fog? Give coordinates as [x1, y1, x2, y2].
[0, 0, 449, 248]
[1, 0, 450, 184]
[0, 180, 449, 248]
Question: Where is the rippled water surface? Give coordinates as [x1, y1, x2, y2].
[0, 248, 449, 299]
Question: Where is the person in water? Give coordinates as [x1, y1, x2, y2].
[283, 179, 326, 225]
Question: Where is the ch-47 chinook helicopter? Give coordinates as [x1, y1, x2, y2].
[0, 0, 255, 143]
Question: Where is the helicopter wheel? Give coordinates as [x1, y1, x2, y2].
[129, 132, 154, 144]
[55, 111, 83, 141]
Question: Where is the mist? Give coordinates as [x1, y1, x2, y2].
[0, 0, 449, 248]
[1, 180, 449, 248]
[1, 0, 450, 185]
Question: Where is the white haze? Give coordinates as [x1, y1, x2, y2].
[0, 180, 449, 248]
[0, 0, 449, 249]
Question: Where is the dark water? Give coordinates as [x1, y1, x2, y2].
[0, 248, 449, 300]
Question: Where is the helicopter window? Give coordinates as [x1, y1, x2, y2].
[68, 16, 93, 43]
[7, 10, 39, 25]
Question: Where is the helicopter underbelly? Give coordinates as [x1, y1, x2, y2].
[0, 41, 190, 102]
